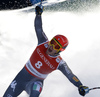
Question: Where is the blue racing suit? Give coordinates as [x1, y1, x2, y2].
[3, 15, 82, 97]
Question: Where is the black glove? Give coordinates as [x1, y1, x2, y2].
[78, 85, 89, 96]
[35, 5, 44, 15]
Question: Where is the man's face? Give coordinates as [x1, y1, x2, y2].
[46, 44, 58, 56]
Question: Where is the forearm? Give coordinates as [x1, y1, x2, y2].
[58, 62, 82, 87]
[35, 15, 43, 36]
[34, 15, 48, 44]
[66, 73, 82, 87]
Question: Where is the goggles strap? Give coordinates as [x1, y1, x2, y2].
[53, 38, 62, 47]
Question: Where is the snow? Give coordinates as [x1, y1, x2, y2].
[0, 5, 100, 97]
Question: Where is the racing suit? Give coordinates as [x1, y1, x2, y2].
[3, 15, 82, 97]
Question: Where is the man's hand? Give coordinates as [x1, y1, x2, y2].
[35, 5, 44, 15]
[78, 85, 89, 96]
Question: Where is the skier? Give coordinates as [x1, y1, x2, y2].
[3, 5, 89, 97]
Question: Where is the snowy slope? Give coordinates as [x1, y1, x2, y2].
[0, 3, 100, 97]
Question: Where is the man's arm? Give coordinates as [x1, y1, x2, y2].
[34, 6, 48, 45]
[58, 60, 82, 87]
[58, 60, 89, 96]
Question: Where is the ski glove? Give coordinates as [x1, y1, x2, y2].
[78, 85, 89, 96]
[35, 5, 44, 15]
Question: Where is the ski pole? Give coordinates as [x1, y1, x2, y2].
[89, 87, 100, 91]
[83, 87, 100, 97]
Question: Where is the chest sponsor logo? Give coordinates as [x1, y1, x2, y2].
[37, 48, 55, 69]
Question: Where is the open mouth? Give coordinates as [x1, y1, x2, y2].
[47, 45, 53, 52]
[48, 48, 52, 52]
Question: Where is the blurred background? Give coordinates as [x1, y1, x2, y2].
[0, 0, 100, 97]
